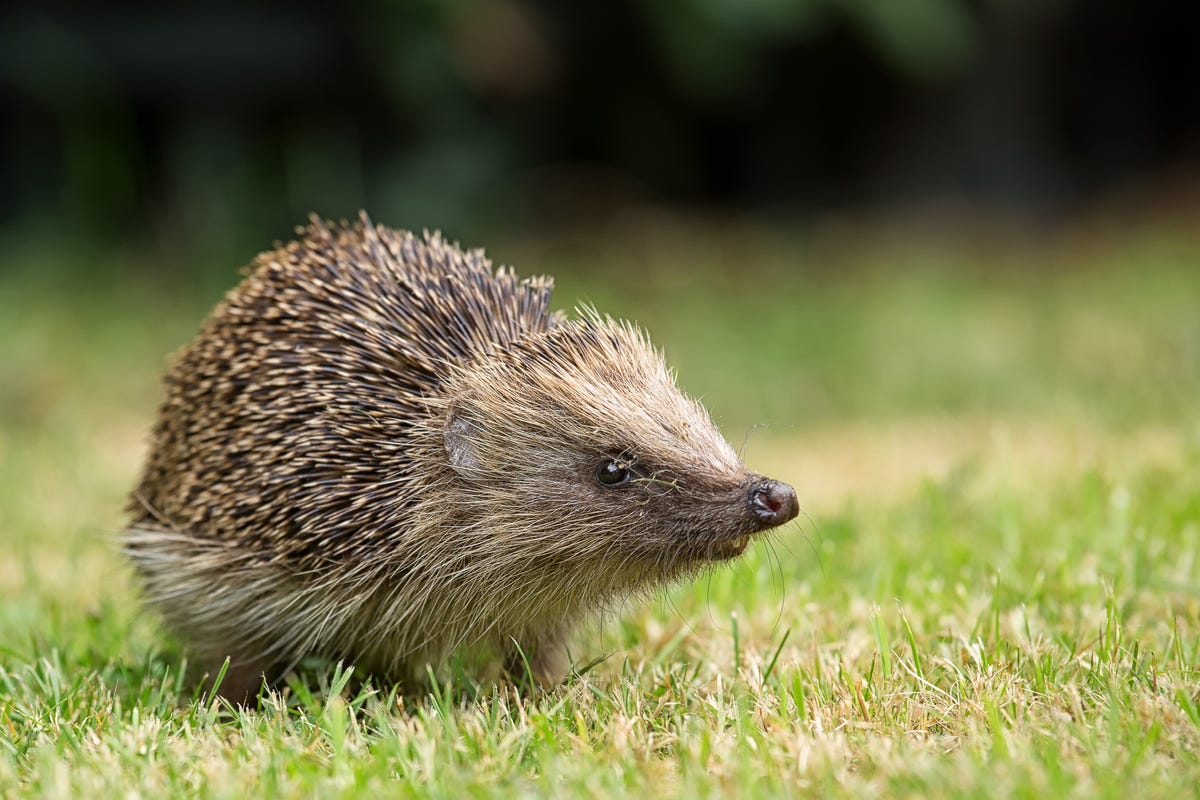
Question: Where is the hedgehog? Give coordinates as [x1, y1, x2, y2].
[127, 213, 799, 702]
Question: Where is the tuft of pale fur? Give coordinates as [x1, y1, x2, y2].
[128, 213, 775, 700]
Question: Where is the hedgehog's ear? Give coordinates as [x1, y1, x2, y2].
[444, 399, 485, 476]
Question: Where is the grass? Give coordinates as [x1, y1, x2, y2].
[1, 220, 1198, 797]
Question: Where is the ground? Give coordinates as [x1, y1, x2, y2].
[1, 220, 1198, 797]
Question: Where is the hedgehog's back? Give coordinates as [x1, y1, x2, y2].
[128, 215, 559, 615]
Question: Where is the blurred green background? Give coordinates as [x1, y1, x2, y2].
[3, 1, 1198, 257]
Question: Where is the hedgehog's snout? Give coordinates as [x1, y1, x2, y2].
[748, 479, 799, 528]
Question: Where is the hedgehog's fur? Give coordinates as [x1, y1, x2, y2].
[128, 213, 796, 701]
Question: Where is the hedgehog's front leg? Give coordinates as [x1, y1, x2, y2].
[503, 627, 570, 689]
[203, 653, 276, 706]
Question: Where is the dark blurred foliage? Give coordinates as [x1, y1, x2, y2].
[1, 0, 1198, 266]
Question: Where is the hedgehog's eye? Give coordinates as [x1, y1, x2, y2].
[595, 459, 632, 487]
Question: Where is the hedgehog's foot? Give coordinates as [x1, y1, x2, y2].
[202, 655, 274, 707]
[503, 628, 569, 689]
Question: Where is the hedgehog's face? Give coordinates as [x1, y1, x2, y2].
[440, 315, 798, 577]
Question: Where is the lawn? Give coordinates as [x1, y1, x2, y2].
[1, 220, 1198, 797]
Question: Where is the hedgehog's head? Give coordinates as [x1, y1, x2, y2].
[435, 312, 797, 584]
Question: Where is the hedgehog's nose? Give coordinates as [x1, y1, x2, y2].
[749, 479, 799, 528]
